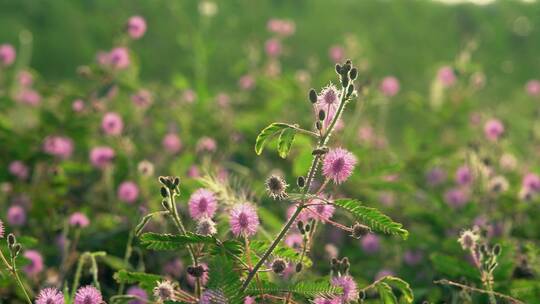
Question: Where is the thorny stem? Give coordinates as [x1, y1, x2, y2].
[434, 279, 524, 304]
[242, 78, 352, 290]
[0, 249, 32, 304]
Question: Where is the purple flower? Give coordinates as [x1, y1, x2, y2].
[265, 38, 282, 57]
[118, 181, 139, 204]
[444, 187, 469, 208]
[379, 76, 400, 97]
[426, 167, 447, 186]
[187, 165, 201, 178]
[43, 136, 74, 159]
[36, 287, 64, 304]
[455, 165, 473, 185]
[108, 47, 130, 70]
[9, 161, 29, 180]
[127, 16, 147, 39]
[522, 173, 540, 192]
[89, 146, 115, 168]
[127, 286, 148, 304]
[526, 79, 540, 97]
[229, 203, 259, 237]
[74, 286, 102, 304]
[238, 74, 255, 90]
[189, 189, 218, 219]
[308, 196, 335, 221]
[7, 205, 26, 226]
[361, 233, 380, 254]
[72, 99, 85, 112]
[322, 148, 357, 184]
[314, 297, 340, 304]
[17, 70, 33, 87]
[266, 19, 295, 36]
[162, 133, 182, 154]
[164, 258, 184, 278]
[375, 269, 395, 280]
[244, 296, 256, 304]
[403, 250, 423, 266]
[331, 275, 359, 302]
[102, 112, 123, 136]
[131, 89, 153, 108]
[187, 263, 209, 287]
[196, 137, 217, 153]
[328, 45, 344, 63]
[437, 66, 456, 87]
[284, 233, 303, 250]
[0, 44, 16, 66]
[23, 250, 44, 275]
[15, 89, 41, 106]
[69, 212, 90, 228]
[484, 119, 504, 142]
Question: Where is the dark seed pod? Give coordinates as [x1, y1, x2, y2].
[7, 233, 16, 247]
[351, 223, 370, 239]
[297, 221, 305, 234]
[331, 258, 340, 272]
[359, 290, 366, 300]
[158, 176, 167, 185]
[309, 89, 318, 103]
[173, 177, 180, 187]
[349, 67, 358, 80]
[341, 257, 350, 273]
[11, 243, 22, 257]
[272, 259, 287, 274]
[160, 187, 168, 198]
[318, 109, 326, 121]
[347, 84, 355, 97]
[304, 224, 311, 232]
[295, 263, 303, 273]
[187, 265, 205, 277]
[335, 64, 342, 75]
[297, 176, 305, 188]
[493, 244, 502, 256]
[312, 147, 329, 155]
[316, 121, 322, 131]
[341, 74, 349, 87]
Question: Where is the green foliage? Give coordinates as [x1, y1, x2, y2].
[380, 276, 414, 303]
[255, 122, 298, 158]
[113, 270, 161, 291]
[246, 280, 341, 298]
[333, 199, 408, 239]
[250, 240, 312, 267]
[277, 127, 297, 159]
[139, 232, 214, 250]
[207, 254, 244, 304]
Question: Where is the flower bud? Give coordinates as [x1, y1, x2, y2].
[347, 84, 355, 97]
[349, 68, 358, 80]
[295, 262, 303, 273]
[316, 121, 322, 131]
[11, 243, 22, 257]
[341, 257, 350, 273]
[335, 64, 342, 75]
[341, 74, 349, 87]
[297, 221, 305, 234]
[304, 223, 311, 232]
[297, 176, 305, 188]
[187, 265, 205, 277]
[309, 89, 317, 103]
[318, 110, 326, 121]
[493, 244, 502, 256]
[160, 186, 168, 198]
[7, 233, 16, 247]
[271, 259, 287, 274]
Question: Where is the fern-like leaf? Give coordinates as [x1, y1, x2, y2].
[246, 280, 341, 298]
[139, 232, 214, 250]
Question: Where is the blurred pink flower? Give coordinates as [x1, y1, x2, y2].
[7, 205, 26, 226]
[328, 45, 345, 63]
[15, 89, 41, 106]
[375, 269, 395, 280]
[187, 263, 209, 287]
[215, 93, 230, 107]
[238, 74, 255, 90]
[182, 89, 197, 103]
[74, 286, 102, 304]
[437, 66, 456, 87]
[131, 89, 153, 108]
[127, 286, 147, 304]
[9, 161, 29, 180]
[265, 38, 282, 57]
[267, 19, 295, 36]
[89, 146, 115, 168]
[526, 79, 540, 97]
[102, 112, 123, 136]
[444, 187, 469, 208]
[162, 133, 182, 154]
[17, 70, 33, 87]
[331, 275, 358, 302]
[69, 212, 90, 228]
[117, 181, 139, 203]
[379, 76, 400, 97]
[72, 99, 85, 112]
[127, 16, 147, 39]
[23, 250, 44, 275]
[361, 233, 380, 254]
[187, 165, 201, 178]
[522, 173, 540, 192]
[0, 44, 16, 66]
[484, 118, 504, 142]
[108, 47, 130, 70]
[196, 137, 217, 153]
[43, 136, 74, 159]
[455, 165, 473, 185]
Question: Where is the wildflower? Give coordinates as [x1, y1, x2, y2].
[458, 229, 479, 250]
[522, 173, 540, 192]
[127, 286, 148, 304]
[189, 189, 218, 219]
[317, 84, 340, 108]
[403, 250, 423, 266]
[126, 16, 147, 39]
[137, 160, 155, 177]
[199, 289, 227, 304]
[0, 220, 3, 238]
[455, 165, 473, 185]
[43, 136, 74, 159]
[238, 74, 255, 90]
[284, 233, 303, 250]
[310, 196, 335, 221]
[23, 250, 44, 275]
[0, 44, 16, 66]
[444, 187, 469, 208]
[9, 161, 29, 180]
[526, 79, 540, 96]
[108, 47, 130, 70]
[7, 205, 26, 226]
[69, 212, 90, 228]
[36, 287, 64, 304]
[361, 234, 380, 254]
[244, 296, 256, 304]
[164, 258, 184, 278]
[17, 70, 33, 87]
[15, 89, 41, 106]
[313, 297, 340, 304]
[216, 93, 230, 107]
[72, 99, 85, 112]
[484, 119, 504, 142]
[153, 280, 175, 302]
[182, 89, 197, 103]
[196, 137, 217, 153]
[379, 76, 400, 97]
[102, 112, 123, 136]
[266, 19, 295, 36]
[329, 45, 345, 63]
[229, 203, 259, 237]
[499, 153, 517, 171]
[118, 181, 139, 204]
[89, 146, 115, 168]
[437, 66, 456, 87]
[488, 175, 509, 193]
[74, 286, 103, 304]
[331, 275, 359, 302]
[265, 38, 282, 57]
[426, 167, 446, 186]
[196, 217, 217, 236]
[322, 148, 357, 184]
[162, 133, 182, 154]
[131, 89, 153, 108]
[265, 175, 288, 200]
[198, 1, 218, 17]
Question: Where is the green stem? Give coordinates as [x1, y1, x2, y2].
[117, 229, 135, 295]
[4, 251, 32, 304]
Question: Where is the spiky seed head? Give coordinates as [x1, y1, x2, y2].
[295, 262, 303, 272]
[458, 229, 479, 250]
[196, 217, 217, 236]
[351, 223, 370, 239]
[265, 175, 288, 200]
[271, 259, 287, 274]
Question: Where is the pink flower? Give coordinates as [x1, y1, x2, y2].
[102, 112, 123, 136]
[286, 205, 313, 224]
[379, 76, 400, 97]
[522, 173, 540, 192]
[109, 47, 130, 70]
[403, 250, 423, 266]
[265, 38, 282, 57]
[187, 263, 209, 287]
[266, 19, 295, 36]
[162, 133, 182, 154]
[182, 89, 197, 103]
[189, 189, 218, 219]
[0, 44, 16, 66]
[526, 79, 540, 97]
[127, 16, 147, 39]
[244, 296, 257, 304]
[455, 165, 473, 185]
[43, 136, 74, 159]
[89, 146, 115, 168]
[17, 70, 33, 87]
[196, 136, 217, 153]
[484, 119, 504, 142]
[238, 74, 255, 90]
[7, 205, 26, 226]
[426, 167, 447, 186]
[314, 297, 340, 304]
[216, 93, 230, 107]
[9, 161, 29, 180]
[375, 269, 395, 280]
[444, 187, 469, 208]
[23, 250, 44, 275]
[72, 99, 85, 112]
[69, 212, 90, 228]
[127, 286, 148, 304]
[308, 196, 335, 221]
[15, 89, 41, 106]
[331, 275, 359, 302]
[329, 45, 344, 63]
[36, 288, 64, 304]
[74, 286, 102, 304]
[361, 233, 380, 254]
[187, 165, 201, 178]
[118, 181, 139, 203]
[322, 148, 357, 184]
[438, 66, 456, 87]
[229, 203, 259, 237]
[131, 90, 152, 108]
[284, 233, 303, 250]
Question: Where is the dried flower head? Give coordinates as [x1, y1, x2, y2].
[265, 175, 288, 200]
[196, 217, 217, 236]
[153, 280, 175, 302]
[271, 259, 287, 274]
[458, 229, 479, 250]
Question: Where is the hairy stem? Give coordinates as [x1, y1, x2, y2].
[434, 279, 523, 304]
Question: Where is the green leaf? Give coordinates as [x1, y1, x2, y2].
[246, 280, 341, 298]
[380, 276, 414, 303]
[333, 199, 408, 239]
[430, 253, 478, 281]
[250, 240, 312, 267]
[207, 254, 244, 304]
[113, 270, 161, 290]
[255, 122, 291, 155]
[139, 232, 214, 251]
[277, 127, 297, 158]
[376, 282, 398, 304]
